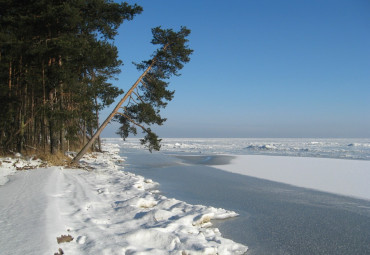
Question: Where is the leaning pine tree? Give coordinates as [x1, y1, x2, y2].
[71, 26, 193, 164]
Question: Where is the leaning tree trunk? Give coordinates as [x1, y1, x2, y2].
[71, 42, 171, 165]
[70, 59, 157, 164]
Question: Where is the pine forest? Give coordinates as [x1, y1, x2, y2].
[0, 0, 192, 158]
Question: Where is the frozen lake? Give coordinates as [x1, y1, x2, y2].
[119, 146, 370, 255]
[110, 137, 370, 160]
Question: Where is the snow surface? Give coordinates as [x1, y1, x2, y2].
[0, 143, 247, 255]
[214, 155, 370, 201]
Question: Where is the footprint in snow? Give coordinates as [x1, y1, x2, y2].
[76, 235, 87, 244]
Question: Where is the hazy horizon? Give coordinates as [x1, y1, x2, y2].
[101, 122, 370, 139]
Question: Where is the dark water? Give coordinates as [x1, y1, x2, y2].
[121, 150, 370, 255]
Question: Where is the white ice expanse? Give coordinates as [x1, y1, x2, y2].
[0, 144, 247, 255]
[215, 155, 370, 201]
[107, 137, 370, 160]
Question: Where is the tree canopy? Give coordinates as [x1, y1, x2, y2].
[1, 1, 192, 160]
[0, 0, 142, 154]
[116, 26, 193, 152]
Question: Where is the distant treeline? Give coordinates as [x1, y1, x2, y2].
[0, 0, 142, 155]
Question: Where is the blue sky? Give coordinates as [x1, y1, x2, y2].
[101, 0, 370, 138]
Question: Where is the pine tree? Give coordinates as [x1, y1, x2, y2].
[72, 26, 193, 163]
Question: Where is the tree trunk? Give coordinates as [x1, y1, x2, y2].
[49, 90, 57, 154]
[16, 57, 24, 153]
[49, 120, 57, 154]
[42, 62, 47, 153]
[59, 87, 64, 152]
[8, 61, 12, 96]
[58, 56, 64, 152]
[95, 97, 102, 152]
[82, 120, 86, 146]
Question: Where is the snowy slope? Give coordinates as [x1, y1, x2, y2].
[0, 144, 247, 255]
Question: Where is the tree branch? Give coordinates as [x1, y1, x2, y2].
[116, 112, 148, 133]
[140, 80, 149, 89]
[132, 90, 145, 104]
[130, 95, 139, 104]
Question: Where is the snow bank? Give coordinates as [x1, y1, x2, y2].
[0, 156, 44, 185]
[214, 155, 370, 201]
[0, 144, 247, 255]
[244, 144, 277, 150]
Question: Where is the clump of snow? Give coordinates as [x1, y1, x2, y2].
[347, 143, 370, 147]
[0, 156, 44, 185]
[0, 143, 247, 255]
[244, 144, 277, 150]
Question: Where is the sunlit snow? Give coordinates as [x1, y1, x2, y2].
[0, 143, 247, 255]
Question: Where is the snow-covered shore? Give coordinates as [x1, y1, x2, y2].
[0, 144, 247, 255]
